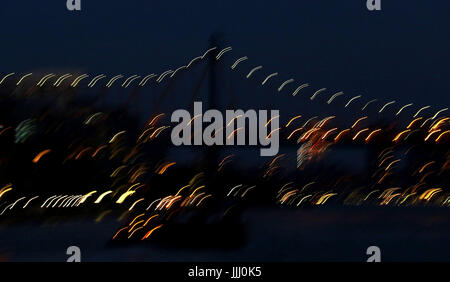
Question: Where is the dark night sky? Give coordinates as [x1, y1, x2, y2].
[0, 0, 449, 108]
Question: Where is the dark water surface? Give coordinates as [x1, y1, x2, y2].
[0, 206, 449, 262]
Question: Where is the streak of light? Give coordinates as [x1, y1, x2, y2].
[385, 159, 401, 171]
[196, 194, 212, 206]
[407, 117, 423, 129]
[226, 115, 243, 127]
[128, 220, 144, 233]
[127, 183, 142, 192]
[227, 128, 243, 139]
[292, 83, 309, 96]
[378, 101, 396, 113]
[419, 161, 435, 173]
[146, 198, 161, 210]
[189, 185, 205, 197]
[364, 190, 379, 201]
[0, 187, 12, 200]
[158, 162, 176, 174]
[297, 195, 312, 206]
[300, 117, 317, 129]
[300, 182, 315, 192]
[327, 91, 344, 104]
[361, 99, 377, 111]
[52, 195, 69, 208]
[175, 185, 190, 196]
[425, 129, 441, 141]
[10, 197, 26, 209]
[219, 155, 234, 166]
[40, 195, 57, 208]
[112, 227, 128, 240]
[345, 95, 361, 107]
[71, 74, 89, 87]
[300, 128, 319, 141]
[246, 66, 263, 78]
[23, 196, 39, 208]
[36, 74, 54, 86]
[419, 188, 442, 201]
[413, 106, 431, 117]
[435, 130, 450, 143]
[265, 116, 280, 127]
[266, 128, 280, 139]
[106, 75, 123, 87]
[16, 73, 33, 85]
[392, 130, 411, 142]
[0, 73, 15, 84]
[278, 79, 294, 92]
[365, 129, 382, 143]
[92, 145, 108, 157]
[94, 191, 113, 204]
[318, 116, 335, 127]
[285, 115, 302, 127]
[156, 70, 173, 83]
[95, 210, 112, 223]
[122, 75, 139, 87]
[430, 117, 450, 130]
[78, 191, 97, 204]
[88, 74, 106, 87]
[215, 46, 232, 60]
[310, 88, 326, 100]
[399, 193, 416, 205]
[396, 103, 413, 115]
[227, 185, 242, 196]
[378, 155, 394, 167]
[231, 56, 248, 70]
[150, 126, 170, 139]
[111, 165, 127, 177]
[170, 66, 186, 77]
[287, 127, 303, 139]
[316, 193, 337, 205]
[201, 47, 217, 58]
[241, 186, 256, 197]
[280, 190, 298, 204]
[124, 75, 140, 88]
[109, 131, 126, 143]
[404, 129, 420, 140]
[334, 129, 350, 142]
[431, 108, 448, 120]
[352, 128, 369, 141]
[142, 224, 163, 240]
[420, 117, 433, 128]
[38, 74, 56, 87]
[261, 73, 278, 85]
[322, 128, 338, 140]
[138, 74, 157, 86]
[187, 114, 202, 126]
[116, 191, 135, 204]
[143, 215, 158, 226]
[351, 116, 368, 129]
[32, 149, 51, 163]
[54, 74, 72, 86]
[0, 126, 12, 136]
[187, 56, 201, 68]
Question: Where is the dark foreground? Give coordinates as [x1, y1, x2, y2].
[0, 206, 448, 262]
